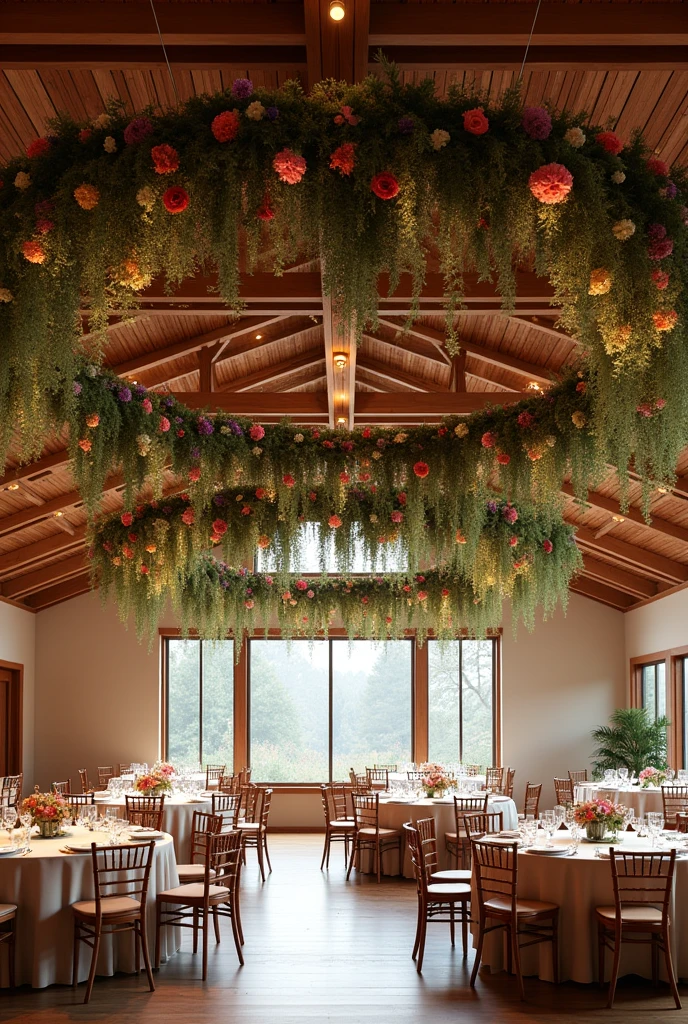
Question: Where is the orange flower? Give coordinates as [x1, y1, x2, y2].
[22, 240, 46, 264]
[74, 183, 100, 210]
[653, 310, 678, 332]
[85, 413, 100, 428]
[78, 438, 92, 452]
[328, 514, 343, 528]
[257, 535, 271, 549]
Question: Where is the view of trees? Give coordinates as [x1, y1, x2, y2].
[428, 640, 495, 768]
[167, 639, 234, 767]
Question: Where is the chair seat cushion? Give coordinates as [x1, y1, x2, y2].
[431, 869, 471, 883]
[427, 883, 471, 898]
[158, 883, 230, 902]
[176, 864, 217, 881]
[329, 819, 355, 828]
[237, 822, 260, 831]
[484, 896, 558, 916]
[0, 904, 16, 919]
[596, 905, 663, 925]
[357, 827, 400, 837]
[72, 896, 141, 918]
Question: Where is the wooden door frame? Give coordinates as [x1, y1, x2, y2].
[0, 660, 23, 775]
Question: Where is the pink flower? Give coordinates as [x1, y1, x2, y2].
[647, 156, 670, 177]
[529, 163, 573, 205]
[481, 431, 496, 448]
[249, 424, 265, 441]
[543, 539, 553, 553]
[273, 149, 306, 185]
[517, 410, 535, 429]
[651, 269, 670, 290]
[121, 512, 133, 526]
[282, 474, 295, 488]
[330, 142, 356, 176]
[181, 507, 195, 525]
[159, 416, 170, 432]
[188, 467, 201, 482]
[391, 510, 404, 523]
[522, 107, 552, 140]
[463, 108, 489, 135]
[295, 580, 308, 591]
[142, 398, 153, 414]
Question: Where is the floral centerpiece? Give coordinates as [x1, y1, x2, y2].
[573, 798, 626, 841]
[420, 764, 452, 798]
[134, 769, 173, 797]
[638, 766, 667, 788]
[152, 761, 176, 780]
[21, 789, 71, 837]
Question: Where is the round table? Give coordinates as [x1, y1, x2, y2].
[95, 794, 212, 860]
[370, 794, 518, 877]
[473, 831, 688, 984]
[0, 826, 179, 988]
[575, 783, 664, 818]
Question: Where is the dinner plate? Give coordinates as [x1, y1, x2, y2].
[525, 846, 571, 857]
[126, 830, 165, 840]
[0, 846, 18, 856]
[62, 843, 96, 853]
[431, 798, 452, 804]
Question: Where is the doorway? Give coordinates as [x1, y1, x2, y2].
[0, 662, 22, 776]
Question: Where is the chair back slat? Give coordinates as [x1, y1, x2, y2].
[352, 792, 380, 831]
[259, 788, 272, 830]
[365, 768, 389, 790]
[210, 830, 243, 895]
[462, 810, 504, 840]
[373, 764, 397, 771]
[661, 785, 688, 827]
[78, 769, 91, 794]
[91, 840, 155, 907]
[124, 795, 165, 830]
[472, 838, 519, 909]
[218, 773, 241, 794]
[97, 766, 114, 789]
[119, 763, 132, 776]
[453, 794, 488, 835]
[485, 767, 504, 793]
[503, 768, 515, 799]
[52, 779, 71, 796]
[211, 792, 240, 831]
[239, 784, 260, 823]
[205, 764, 226, 788]
[465, 764, 482, 777]
[524, 782, 542, 818]
[554, 777, 574, 805]
[403, 822, 431, 898]
[568, 769, 588, 785]
[610, 849, 676, 921]
[188, 810, 223, 863]
[0, 775, 22, 809]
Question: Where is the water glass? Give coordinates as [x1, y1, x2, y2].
[618, 767, 629, 784]
[568, 825, 582, 855]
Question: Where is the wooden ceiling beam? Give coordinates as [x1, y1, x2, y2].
[574, 525, 688, 585]
[353, 392, 524, 422]
[372, 46, 688, 72]
[170, 391, 330, 421]
[563, 483, 688, 546]
[569, 576, 637, 611]
[0, 474, 123, 538]
[357, 354, 446, 393]
[322, 296, 357, 430]
[1, 552, 89, 600]
[221, 351, 325, 393]
[0, 450, 71, 490]
[0, 526, 88, 576]
[0, 45, 308, 71]
[579, 554, 658, 600]
[23, 571, 94, 611]
[364, 329, 450, 367]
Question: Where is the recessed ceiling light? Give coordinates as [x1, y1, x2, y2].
[329, 0, 345, 20]
[53, 510, 64, 517]
[611, 514, 625, 523]
[255, 334, 262, 340]
[7, 483, 19, 491]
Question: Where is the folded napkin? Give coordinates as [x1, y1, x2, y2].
[499, 830, 521, 838]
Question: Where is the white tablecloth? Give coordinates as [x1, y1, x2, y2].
[575, 784, 664, 818]
[364, 795, 518, 877]
[96, 794, 212, 860]
[0, 826, 179, 988]
[474, 832, 688, 984]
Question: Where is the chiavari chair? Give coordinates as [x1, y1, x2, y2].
[237, 788, 273, 881]
[523, 782, 542, 819]
[218, 773, 241, 794]
[177, 810, 223, 883]
[125, 795, 165, 831]
[415, 817, 470, 884]
[504, 768, 516, 799]
[347, 792, 402, 883]
[465, 764, 482, 777]
[119, 764, 132, 776]
[462, 810, 505, 842]
[71, 841, 155, 1003]
[205, 764, 226, 789]
[78, 769, 92, 794]
[407, 771, 425, 781]
[470, 838, 559, 1000]
[155, 830, 244, 979]
[212, 792, 241, 832]
[553, 777, 574, 806]
[661, 784, 688, 829]
[596, 848, 681, 1009]
[66, 792, 95, 824]
[0, 775, 22, 810]
[374, 764, 398, 772]
[568, 769, 588, 786]
[0, 904, 16, 988]
[239, 766, 252, 786]
[97, 766, 114, 790]
[485, 767, 504, 793]
[320, 785, 354, 870]
[365, 768, 389, 791]
[404, 822, 471, 972]
[445, 794, 488, 869]
[677, 813, 688, 833]
[52, 779, 71, 796]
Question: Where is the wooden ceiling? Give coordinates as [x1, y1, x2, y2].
[1, 0, 687, 615]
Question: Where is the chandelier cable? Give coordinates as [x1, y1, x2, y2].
[518, 0, 544, 83]
[148, 0, 180, 106]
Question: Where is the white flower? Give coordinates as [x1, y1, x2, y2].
[14, 172, 31, 191]
[612, 218, 635, 241]
[246, 101, 265, 121]
[92, 112, 111, 130]
[0, 288, 13, 303]
[293, 433, 304, 443]
[85, 363, 98, 377]
[369, 514, 378, 523]
[430, 129, 450, 151]
[564, 127, 586, 149]
[220, 425, 232, 435]
[393, 432, 408, 444]
[136, 186, 155, 211]
[251, 446, 262, 456]
[103, 136, 117, 153]
[136, 433, 152, 456]
[611, 170, 626, 184]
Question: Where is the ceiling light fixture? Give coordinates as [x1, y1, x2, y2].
[329, 0, 345, 20]
[255, 334, 262, 340]
[53, 510, 64, 517]
[527, 381, 541, 391]
[611, 514, 625, 523]
[337, 416, 346, 425]
[334, 353, 348, 369]
[7, 483, 19, 491]
[656, 486, 668, 494]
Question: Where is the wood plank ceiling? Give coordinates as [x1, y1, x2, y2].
[0, 0, 687, 614]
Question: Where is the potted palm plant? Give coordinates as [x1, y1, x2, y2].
[591, 708, 669, 780]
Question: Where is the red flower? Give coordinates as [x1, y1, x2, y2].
[529, 163, 573, 205]
[249, 424, 265, 441]
[140, 564, 150, 575]
[79, 128, 92, 143]
[308, 491, 317, 502]
[162, 186, 189, 215]
[282, 474, 295, 488]
[328, 514, 343, 528]
[647, 156, 670, 177]
[653, 310, 678, 332]
[413, 461, 429, 478]
[212, 519, 228, 536]
[596, 131, 623, 155]
[26, 137, 51, 159]
[181, 507, 195, 525]
[151, 144, 180, 175]
[651, 269, 670, 290]
[481, 431, 496, 449]
[295, 580, 308, 591]
[441, 588, 449, 597]
[509, 536, 518, 547]
[543, 539, 553, 554]
[159, 416, 170, 432]
[128, 532, 138, 543]
[241, 505, 252, 516]
[22, 240, 46, 264]
[517, 411, 534, 429]
[211, 110, 240, 143]
[463, 107, 489, 135]
[339, 472, 350, 484]
[188, 467, 201, 482]
[176, 429, 185, 438]
[330, 142, 356, 177]
[35, 219, 54, 235]
[256, 194, 274, 221]
[255, 487, 266, 500]
[121, 512, 134, 526]
[496, 452, 511, 465]
[397, 492, 407, 506]
[576, 381, 587, 394]
[362, 428, 371, 439]
[391, 510, 404, 523]
[370, 172, 399, 200]
[122, 545, 134, 559]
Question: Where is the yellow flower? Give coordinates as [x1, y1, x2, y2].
[92, 112, 111, 130]
[136, 186, 156, 211]
[611, 170, 626, 184]
[246, 101, 265, 121]
[74, 184, 100, 210]
[0, 288, 13, 303]
[14, 172, 31, 190]
[294, 433, 304, 443]
[588, 268, 612, 296]
[393, 432, 408, 443]
[430, 129, 450, 150]
[103, 136, 117, 153]
[454, 423, 469, 438]
[604, 325, 632, 355]
[372, 451, 382, 460]
[612, 219, 635, 242]
[572, 411, 587, 429]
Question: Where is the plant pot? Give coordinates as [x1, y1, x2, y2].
[138, 786, 163, 797]
[585, 821, 607, 841]
[424, 788, 436, 798]
[36, 818, 61, 838]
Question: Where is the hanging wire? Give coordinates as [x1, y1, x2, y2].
[148, 0, 180, 106]
[517, 0, 544, 83]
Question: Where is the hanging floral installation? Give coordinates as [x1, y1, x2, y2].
[0, 59, 686, 493]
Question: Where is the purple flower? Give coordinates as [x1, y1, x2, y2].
[232, 78, 253, 100]
[164, 397, 174, 408]
[227, 419, 243, 436]
[190, 446, 200, 459]
[73, 381, 82, 396]
[133, 384, 147, 397]
[123, 117, 154, 146]
[522, 106, 552, 141]
[648, 223, 667, 241]
[174, 416, 183, 424]
[502, 505, 519, 524]
[266, 107, 279, 121]
[221, 579, 230, 589]
[213, 495, 227, 506]
[117, 386, 132, 402]
[398, 116, 414, 135]
[662, 181, 678, 199]
[197, 417, 214, 436]
[486, 500, 498, 514]
[162, 506, 173, 514]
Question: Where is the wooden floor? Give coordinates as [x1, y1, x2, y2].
[3, 834, 686, 1023]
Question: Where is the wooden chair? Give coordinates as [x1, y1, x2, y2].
[0, 904, 16, 988]
[155, 829, 244, 979]
[238, 767, 252, 786]
[125, 795, 165, 831]
[97, 766, 114, 790]
[177, 810, 223, 883]
[407, 771, 425, 780]
[415, 817, 470, 884]
[445, 794, 489, 869]
[676, 813, 688, 833]
[365, 768, 389, 791]
[485, 767, 504, 793]
[211, 792, 240, 832]
[218, 773, 241, 795]
[568, 769, 588, 785]
[237, 788, 273, 881]
[596, 849, 681, 1009]
[470, 838, 559, 1000]
[66, 793, 95, 823]
[71, 841, 155, 1003]
[403, 822, 471, 972]
[465, 764, 482, 777]
[504, 768, 516, 799]
[0, 776, 22, 810]
[52, 779, 71, 796]
[374, 764, 397, 772]
[320, 784, 354, 870]
[119, 763, 133, 776]
[462, 810, 505, 841]
[660, 784, 688, 828]
[78, 769, 92, 794]
[347, 793, 402, 884]
[553, 777, 574, 805]
[523, 782, 542, 819]
[205, 765, 226, 789]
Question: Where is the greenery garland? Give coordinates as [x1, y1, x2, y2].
[1, 61, 686, 490]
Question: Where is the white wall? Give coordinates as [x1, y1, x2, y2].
[0, 599, 36, 783]
[625, 587, 688, 664]
[32, 588, 628, 819]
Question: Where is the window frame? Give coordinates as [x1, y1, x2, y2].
[427, 636, 500, 767]
[630, 645, 688, 769]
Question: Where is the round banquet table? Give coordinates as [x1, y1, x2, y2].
[95, 793, 212, 860]
[575, 783, 664, 818]
[369, 794, 518, 878]
[473, 831, 688, 984]
[0, 826, 180, 989]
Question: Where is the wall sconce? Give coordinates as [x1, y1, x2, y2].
[329, 0, 345, 20]
[337, 417, 346, 425]
[334, 353, 348, 369]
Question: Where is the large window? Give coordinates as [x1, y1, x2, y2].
[248, 638, 413, 782]
[166, 639, 234, 767]
[427, 638, 497, 767]
[641, 661, 666, 722]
